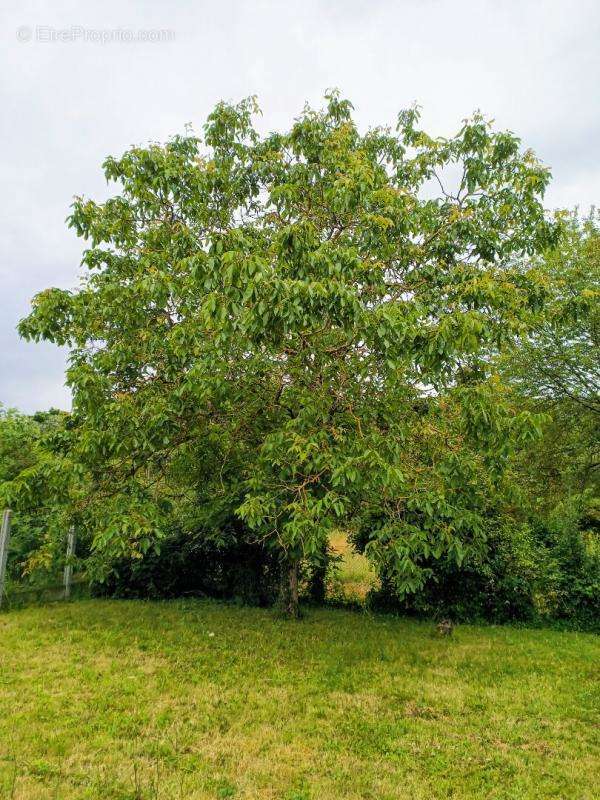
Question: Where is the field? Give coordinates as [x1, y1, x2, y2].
[0, 600, 598, 800]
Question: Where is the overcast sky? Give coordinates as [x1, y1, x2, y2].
[1, 0, 599, 413]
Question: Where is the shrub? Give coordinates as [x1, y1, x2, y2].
[535, 495, 600, 628]
[91, 520, 282, 606]
[365, 498, 600, 630]
[366, 519, 540, 623]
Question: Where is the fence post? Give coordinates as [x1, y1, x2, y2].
[0, 509, 12, 608]
[63, 525, 76, 600]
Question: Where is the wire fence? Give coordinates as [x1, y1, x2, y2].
[0, 510, 86, 610]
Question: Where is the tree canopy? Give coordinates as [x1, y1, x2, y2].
[17, 93, 560, 614]
[499, 211, 599, 508]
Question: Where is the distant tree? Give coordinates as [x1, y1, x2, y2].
[500, 211, 600, 503]
[0, 406, 71, 577]
[18, 94, 558, 616]
[0, 406, 67, 491]
[504, 211, 599, 413]
[0, 406, 39, 483]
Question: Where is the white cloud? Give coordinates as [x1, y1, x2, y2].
[1, 0, 598, 411]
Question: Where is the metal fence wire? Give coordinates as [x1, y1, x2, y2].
[0, 510, 86, 610]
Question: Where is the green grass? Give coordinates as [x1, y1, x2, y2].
[0, 600, 598, 799]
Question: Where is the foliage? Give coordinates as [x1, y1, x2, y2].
[367, 516, 539, 623]
[366, 499, 600, 630]
[534, 494, 600, 628]
[0, 406, 40, 483]
[90, 520, 282, 606]
[502, 210, 599, 414]
[0, 406, 71, 581]
[16, 94, 559, 613]
[361, 211, 599, 626]
[500, 211, 600, 507]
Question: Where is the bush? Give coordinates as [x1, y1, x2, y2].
[91, 520, 283, 606]
[91, 516, 337, 612]
[366, 499, 600, 630]
[367, 519, 540, 623]
[534, 496, 600, 628]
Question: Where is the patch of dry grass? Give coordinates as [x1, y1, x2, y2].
[328, 532, 377, 601]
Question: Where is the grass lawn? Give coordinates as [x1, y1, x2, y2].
[0, 600, 598, 800]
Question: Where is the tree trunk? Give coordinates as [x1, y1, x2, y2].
[308, 542, 328, 603]
[281, 558, 300, 619]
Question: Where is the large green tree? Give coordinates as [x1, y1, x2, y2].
[19, 94, 559, 615]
